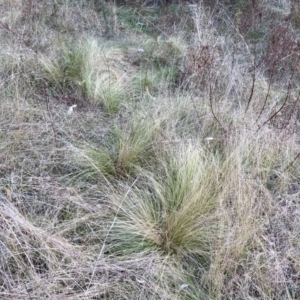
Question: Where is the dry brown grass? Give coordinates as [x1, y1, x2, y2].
[0, 1, 299, 299]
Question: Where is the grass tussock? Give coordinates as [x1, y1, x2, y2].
[0, 0, 300, 299]
[109, 144, 222, 258]
[40, 38, 128, 114]
[73, 119, 160, 180]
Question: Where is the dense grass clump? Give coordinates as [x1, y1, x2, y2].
[109, 144, 222, 257]
[0, 0, 299, 299]
[73, 119, 159, 180]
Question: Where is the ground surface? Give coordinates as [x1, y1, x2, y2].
[0, 1, 300, 299]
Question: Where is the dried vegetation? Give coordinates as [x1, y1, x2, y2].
[0, 0, 299, 299]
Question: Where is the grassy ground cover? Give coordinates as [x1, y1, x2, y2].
[0, 0, 299, 299]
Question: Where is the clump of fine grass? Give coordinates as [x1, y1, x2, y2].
[73, 119, 160, 180]
[108, 143, 223, 260]
[128, 35, 187, 97]
[95, 142, 229, 298]
[140, 35, 187, 67]
[40, 37, 128, 114]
